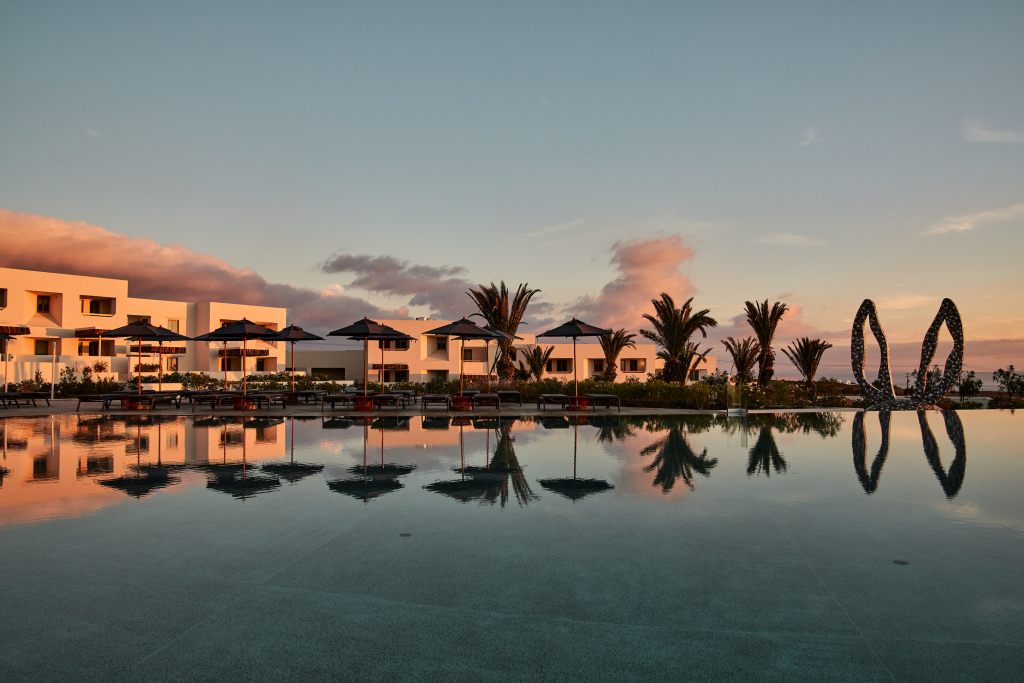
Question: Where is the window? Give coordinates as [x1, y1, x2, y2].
[379, 338, 410, 350]
[435, 337, 447, 351]
[546, 359, 572, 373]
[592, 359, 605, 373]
[166, 357, 179, 372]
[0, 288, 7, 309]
[80, 296, 115, 316]
[621, 358, 646, 373]
[78, 340, 100, 357]
[167, 319, 180, 333]
[463, 347, 474, 362]
[36, 295, 51, 314]
[34, 339, 52, 355]
[128, 315, 150, 324]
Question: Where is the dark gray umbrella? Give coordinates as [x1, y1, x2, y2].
[425, 318, 505, 393]
[102, 322, 191, 394]
[273, 324, 324, 392]
[537, 318, 611, 397]
[328, 318, 413, 396]
[193, 319, 277, 396]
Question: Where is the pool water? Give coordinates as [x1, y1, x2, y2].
[0, 411, 1021, 681]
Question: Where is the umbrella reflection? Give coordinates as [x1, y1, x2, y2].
[204, 419, 281, 500]
[425, 419, 537, 507]
[327, 419, 415, 502]
[99, 420, 180, 498]
[538, 420, 614, 501]
[261, 418, 325, 483]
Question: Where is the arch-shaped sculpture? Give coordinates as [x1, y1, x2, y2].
[850, 298, 964, 409]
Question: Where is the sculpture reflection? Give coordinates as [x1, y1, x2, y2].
[850, 410, 966, 498]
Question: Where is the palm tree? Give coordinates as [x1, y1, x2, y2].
[466, 281, 540, 381]
[678, 341, 711, 385]
[598, 329, 636, 381]
[640, 293, 718, 383]
[721, 336, 760, 384]
[518, 345, 554, 382]
[781, 337, 833, 391]
[744, 299, 789, 386]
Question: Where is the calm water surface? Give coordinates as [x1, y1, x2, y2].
[0, 411, 1021, 681]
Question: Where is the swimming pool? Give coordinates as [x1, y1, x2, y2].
[0, 411, 1020, 681]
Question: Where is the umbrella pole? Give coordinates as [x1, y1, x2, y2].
[573, 423, 578, 479]
[158, 341, 163, 392]
[460, 339, 465, 395]
[290, 341, 296, 393]
[3, 338, 8, 393]
[363, 339, 368, 397]
[485, 340, 491, 391]
[242, 337, 247, 397]
[222, 341, 228, 390]
[137, 338, 142, 396]
[290, 417, 295, 465]
[573, 337, 578, 397]
[380, 341, 384, 390]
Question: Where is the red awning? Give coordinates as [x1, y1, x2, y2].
[0, 325, 31, 335]
[217, 348, 270, 358]
[74, 327, 110, 338]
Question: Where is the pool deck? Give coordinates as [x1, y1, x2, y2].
[0, 398, 861, 419]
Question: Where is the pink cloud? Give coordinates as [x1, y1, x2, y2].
[0, 209, 403, 333]
[574, 236, 695, 332]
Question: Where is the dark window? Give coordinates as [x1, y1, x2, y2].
[34, 339, 51, 355]
[0, 288, 7, 309]
[621, 358, 646, 373]
[592, 359, 605, 373]
[36, 295, 50, 314]
[379, 339, 410, 350]
[463, 348, 474, 361]
[546, 359, 572, 373]
[436, 337, 447, 351]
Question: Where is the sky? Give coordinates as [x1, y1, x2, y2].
[1, 1, 1022, 377]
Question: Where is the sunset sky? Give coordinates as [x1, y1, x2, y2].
[1, 2, 1021, 375]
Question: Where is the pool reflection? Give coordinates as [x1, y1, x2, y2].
[0, 409, 980, 526]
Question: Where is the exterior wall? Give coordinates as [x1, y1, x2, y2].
[0, 267, 286, 386]
[293, 319, 717, 384]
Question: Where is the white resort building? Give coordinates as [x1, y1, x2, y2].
[293, 319, 716, 385]
[0, 266, 286, 386]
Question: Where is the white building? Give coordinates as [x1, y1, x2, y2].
[0, 267, 286, 386]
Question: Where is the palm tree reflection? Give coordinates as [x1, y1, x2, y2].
[746, 426, 786, 477]
[640, 426, 717, 493]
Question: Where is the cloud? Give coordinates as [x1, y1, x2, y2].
[961, 119, 1023, 143]
[573, 235, 695, 332]
[875, 295, 934, 311]
[508, 218, 584, 245]
[755, 232, 824, 247]
[0, 209, 404, 334]
[800, 127, 821, 146]
[320, 253, 472, 318]
[85, 129, 100, 138]
[924, 202, 1024, 235]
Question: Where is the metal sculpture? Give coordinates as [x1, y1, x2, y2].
[851, 298, 964, 409]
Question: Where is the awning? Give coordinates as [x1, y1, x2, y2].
[0, 325, 31, 335]
[75, 327, 110, 338]
[370, 363, 409, 370]
[130, 344, 188, 355]
[217, 348, 270, 358]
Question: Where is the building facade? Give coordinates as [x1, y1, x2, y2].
[294, 318, 716, 385]
[0, 267, 287, 386]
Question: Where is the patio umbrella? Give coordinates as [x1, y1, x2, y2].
[102, 322, 191, 395]
[273, 324, 324, 393]
[193, 319, 277, 396]
[1, 332, 12, 393]
[537, 318, 611, 397]
[327, 318, 410, 396]
[424, 318, 504, 394]
[537, 421, 614, 501]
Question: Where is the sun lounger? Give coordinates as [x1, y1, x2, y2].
[537, 394, 571, 410]
[421, 394, 450, 411]
[496, 390, 522, 406]
[472, 393, 501, 410]
[1, 391, 51, 408]
[323, 394, 357, 411]
[586, 393, 621, 411]
[371, 393, 402, 410]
